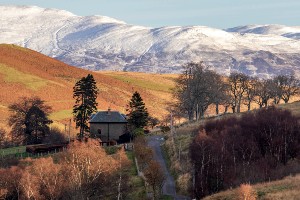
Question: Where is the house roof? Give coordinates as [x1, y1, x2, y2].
[89, 110, 128, 123]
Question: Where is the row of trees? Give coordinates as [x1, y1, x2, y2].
[190, 107, 300, 198]
[174, 62, 299, 120]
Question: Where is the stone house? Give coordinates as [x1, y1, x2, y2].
[89, 109, 128, 143]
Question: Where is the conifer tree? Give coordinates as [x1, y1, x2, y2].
[127, 91, 149, 129]
[73, 74, 98, 138]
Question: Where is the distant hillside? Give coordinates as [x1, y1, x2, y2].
[1, 6, 300, 78]
[0, 44, 175, 129]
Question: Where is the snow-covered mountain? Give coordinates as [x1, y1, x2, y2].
[1, 5, 300, 78]
[226, 24, 300, 40]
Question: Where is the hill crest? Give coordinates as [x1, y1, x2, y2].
[0, 44, 174, 128]
[1, 5, 300, 78]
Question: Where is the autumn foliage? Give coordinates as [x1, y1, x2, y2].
[190, 106, 300, 199]
[0, 139, 130, 199]
[238, 184, 257, 200]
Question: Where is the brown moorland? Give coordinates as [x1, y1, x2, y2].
[0, 44, 176, 130]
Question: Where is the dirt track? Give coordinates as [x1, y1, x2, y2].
[147, 135, 190, 200]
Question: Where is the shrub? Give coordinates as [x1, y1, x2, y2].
[133, 128, 145, 138]
[143, 161, 165, 199]
[42, 127, 67, 144]
[161, 125, 170, 133]
[238, 184, 257, 200]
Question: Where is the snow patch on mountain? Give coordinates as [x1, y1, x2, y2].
[1, 5, 300, 78]
[226, 24, 300, 40]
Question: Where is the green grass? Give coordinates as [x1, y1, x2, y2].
[104, 146, 121, 155]
[0, 64, 48, 91]
[125, 151, 147, 200]
[49, 109, 73, 121]
[256, 183, 294, 198]
[106, 74, 172, 92]
[277, 101, 300, 116]
[0, 146, 26, 156]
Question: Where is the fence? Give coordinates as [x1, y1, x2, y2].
[0, 146, 68, 160]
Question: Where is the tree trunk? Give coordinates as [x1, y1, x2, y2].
[232, 106, 236, 113]
[224, 106, 228, 114]
[237, 102, 241, 113]
[247, 103, 251, 111]
[215, 103, 219, 115]
[188, 110, 193, 121]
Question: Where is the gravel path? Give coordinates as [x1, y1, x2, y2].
[147, 135, 191, 200]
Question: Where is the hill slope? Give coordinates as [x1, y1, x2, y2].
[1, 6, 300, 78]
[0, 44, 175, 129]
[203, 174, 300, 200]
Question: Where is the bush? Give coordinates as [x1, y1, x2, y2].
[0, 128, 10, 148]
[133, 128, 144, 138]
[238, 184, 257, 200]
[143, 161, 165, 199]
[42, 127, 67, 144]
[161, 126, 170, 133]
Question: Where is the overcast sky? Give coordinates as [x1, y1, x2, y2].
[1, 0, 300, 28]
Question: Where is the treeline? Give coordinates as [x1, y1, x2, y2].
[173, 62, 299, 120]
[190, 107, 300, 199]
[0, 139, 131, 199]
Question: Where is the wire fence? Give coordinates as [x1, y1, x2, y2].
[0, 146, 68, 160]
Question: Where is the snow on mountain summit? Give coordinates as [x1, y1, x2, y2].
[226, 24, 300, 39]
[1, 5, 300, 78]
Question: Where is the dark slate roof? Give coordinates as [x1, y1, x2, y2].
[89, 111, 128, 123]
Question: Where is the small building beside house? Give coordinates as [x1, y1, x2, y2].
[89, 109, 128, 143]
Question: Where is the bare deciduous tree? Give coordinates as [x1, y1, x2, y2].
[229, 72, 249, 113]
[144, 161, 165, 200]
[273, 75, 299, 103]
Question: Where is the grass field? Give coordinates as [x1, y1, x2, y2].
[203, 174, 300, 200]
[101, 71, 176, 93]
[0, 44, 176, 132]
[0, 64, 48, 91]
[49, 109, 73, 121]
[0, 146, 26, 156]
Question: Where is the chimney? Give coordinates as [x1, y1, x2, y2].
[107, 107, 111, 115]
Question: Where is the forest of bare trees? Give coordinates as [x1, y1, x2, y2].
[0, 139, 131, 199]
[190, 107, 300, 199]
[173, 62, 300, 120]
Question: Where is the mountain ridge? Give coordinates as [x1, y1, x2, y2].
[1, 5, 300, 78]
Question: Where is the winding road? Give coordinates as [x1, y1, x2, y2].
[147, 135, 191, 200]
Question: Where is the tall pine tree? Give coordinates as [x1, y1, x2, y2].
[73, 74, 98, 138]
[127, 91, 149, 129]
